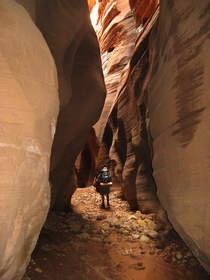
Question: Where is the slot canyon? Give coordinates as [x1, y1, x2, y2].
[0, 0, 210, 279]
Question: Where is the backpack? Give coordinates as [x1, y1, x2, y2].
[99, 171, 111, 183]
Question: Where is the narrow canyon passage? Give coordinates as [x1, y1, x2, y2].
[0, 1, 209, 279]
[23, 186, 209, 280]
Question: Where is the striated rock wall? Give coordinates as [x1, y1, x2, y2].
[93, 0, 137, 141]
[77, 0, 138, 189]
[91, 0, 210, 273]
[1, 0, 209, 277]
[148, 0, 210, 272]
[108, 8, 161, 212]
[0, 1, 58, 279]
[17, 0, 106, 211]
[36, 0, 106, 211]
[92, 0, 161, 211]
[0, 0, 105, 279]
[129, 0, 159, 26]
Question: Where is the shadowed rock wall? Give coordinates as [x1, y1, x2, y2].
[92, 0, 161, 211]
[148, 0, 210, 272]
[91, 0, 210, 273]
[0, 0, 105, 279]
[76, 0, 138, 189]
[36, 0, 106, 211]
[18, 0, 106, 211]
[75, 128, 100, 188]
[1, 0, 209, 278]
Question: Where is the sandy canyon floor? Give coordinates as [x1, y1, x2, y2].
[24, 186, 210, 280]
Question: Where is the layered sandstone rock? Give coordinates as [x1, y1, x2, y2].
[91, 0, 210, 273]
[35, 0, 106, 211]
[93, 0, 137, 141]
[129, 0, 159, 26]
[1, 0, 209, 278]
[148, 0, 210, 272]
[18, 0, 106, 211]
[92, 0, 161, 211]
[0, 1, 105, 279]
[88, 0, 96, 12]
[0, 1, 58, 279]
[77, 0, 138, 190]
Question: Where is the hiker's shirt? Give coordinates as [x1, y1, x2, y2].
[96, 171, 112, 195]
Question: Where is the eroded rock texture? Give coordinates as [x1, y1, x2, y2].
[1, 0, 209, 278]
[0, 1, 58, 279]
[94, 0, 137, 141]
[18, 0, 106, 211]
[76, 0, 137, 188]
[92, 0, 161, 212]
[1, 0, 105, 279]
[36, 0, 106, 211]
[75, 128, 100, 188]
[91, 0, 210, 273]
[148, 0, 210, 273]
[129, 0, 159, 26]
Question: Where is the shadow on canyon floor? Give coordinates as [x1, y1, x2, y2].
[24, 187, 210, 280]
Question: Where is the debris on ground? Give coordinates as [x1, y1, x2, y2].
[23, 186, 209, 280]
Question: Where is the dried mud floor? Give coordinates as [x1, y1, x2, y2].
[24, 186, 210, 280]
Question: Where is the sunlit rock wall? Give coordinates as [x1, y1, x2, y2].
[91, 0, 210, 273]
[76, 0, 138, 189]
[18, 0, 106, 211]
[129, 0, 159, 26]
[92, 0, 161, 211]
[0, 0, 105, 279]
[109, 8, 161, 212]
[93, 0, 137, 141]
[0, 1, 58, 279]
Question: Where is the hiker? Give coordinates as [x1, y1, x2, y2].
[94, 167, 112, 209]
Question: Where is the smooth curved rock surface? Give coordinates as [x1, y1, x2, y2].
[17, 0, 106, 211]
[35, 0, 106, 211]
[0, 1, 58, 279]
[148, 0, 210, 272]
[91, 0, 210, 273]
[92, 0, 161, 211]
[1, 0, 209, 277]
[93, 1, 137, 142]
[75, 128, 100, 188]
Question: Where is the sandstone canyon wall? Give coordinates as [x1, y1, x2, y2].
[92, 0, 210, 273]
[0, 1, 58, 279]
[0, 0, 209, 279]
[92, 0, 161, 211]
[148, 0, 210, 273]
[36, 0, 106, 211]
[17, 0, 106, 211]
[0, 0, 106, 279]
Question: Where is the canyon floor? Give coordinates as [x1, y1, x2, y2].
[24, 186, 210, 280]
